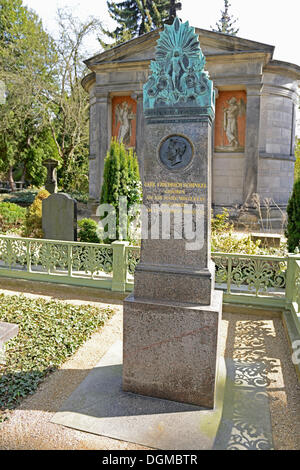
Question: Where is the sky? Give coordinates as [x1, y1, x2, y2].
[23, 0, 300, 66]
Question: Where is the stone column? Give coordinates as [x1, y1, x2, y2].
[290, 98, 297, 157]
[243, 84, 262, 205]
[132, 91, 144, 179]
[211, 87, 219, 208]
[89, 91, 111, 203]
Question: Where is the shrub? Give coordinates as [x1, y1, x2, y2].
[78, 218, 101, 243]
[100, 138, 142, 242]
[211, 208, 262, 255]
[285, 179, 300, 253]
[211, 208, 234, 234]
[0, 202, 27, 233]
[3, 190, 38, 206]
[211, 208, 287, 256]
[23, 189, 50, 238]
[68, 191, 89, 204]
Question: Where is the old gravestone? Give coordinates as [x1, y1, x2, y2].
[123, 18, 223, 409]
[42, 193, 77, 241]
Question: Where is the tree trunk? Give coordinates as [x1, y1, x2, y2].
[8, 166, 16, 192]
[21, 163, 26, 183]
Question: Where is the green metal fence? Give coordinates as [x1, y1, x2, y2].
[0, 235, 299, 318]
[213, 252, 287, 309]
[0, 235, 114, 290]
[285, 255, 300, 333]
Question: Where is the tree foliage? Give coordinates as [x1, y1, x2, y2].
[0, 0, 57, 189]
[295, 138, 300, 181]
[100, 0, 169, 48]
[47, 9, 101, 192]
[285, 179, 300, 253]
[211, 0, 239, 36]
[0, 1, 101, 193]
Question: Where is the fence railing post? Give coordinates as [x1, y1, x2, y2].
[112, 241, 129, 292]
[26, 240, 31, 273]
[286, 255, 296, 310]
[68, 245, 73, 277]
[227, 256, 232, 294]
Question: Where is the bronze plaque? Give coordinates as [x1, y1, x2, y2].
[159, 135, 193, 171]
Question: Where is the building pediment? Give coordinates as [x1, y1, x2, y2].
[85, 26, 275, 72]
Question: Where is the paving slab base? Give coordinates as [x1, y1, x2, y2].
[51, 341, 274, 450]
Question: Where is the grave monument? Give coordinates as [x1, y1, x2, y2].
[123, 18, 223, 409]
[42, 193, 77, 241]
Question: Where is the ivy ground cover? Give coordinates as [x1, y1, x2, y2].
[0, 294, 114, 422]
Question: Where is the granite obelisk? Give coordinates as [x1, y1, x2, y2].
[123, 18, 223, 409]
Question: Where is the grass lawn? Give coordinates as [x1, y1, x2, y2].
[0, 294, 114, 422]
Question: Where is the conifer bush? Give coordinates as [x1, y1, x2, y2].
[78, 218, 101, 243]
[285, 180, 300, 253]
[100, 139, 142, 242]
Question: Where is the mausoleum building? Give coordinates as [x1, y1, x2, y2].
[82, 26, 300, 223]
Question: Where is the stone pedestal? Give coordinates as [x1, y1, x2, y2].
[123, 292, 222, 409]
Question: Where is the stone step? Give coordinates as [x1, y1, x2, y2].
[0, 322, 19, 344]
[0, 321, 19, 365]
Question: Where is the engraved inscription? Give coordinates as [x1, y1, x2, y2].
[144, 181, 207, 204]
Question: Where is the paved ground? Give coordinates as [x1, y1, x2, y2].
[0, 282, 299, 450]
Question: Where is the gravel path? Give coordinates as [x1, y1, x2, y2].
[0, 285, 299, 450]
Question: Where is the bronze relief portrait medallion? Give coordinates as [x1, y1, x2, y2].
[159, 135, 193, 171]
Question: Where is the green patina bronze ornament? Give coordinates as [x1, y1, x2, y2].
[143, 17, 215, 114]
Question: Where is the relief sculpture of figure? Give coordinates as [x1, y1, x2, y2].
[115, 101, 135, 145]
[223, 97, 246, 149]
[166, 137, 187, 167]
[167, 48, 187, 93]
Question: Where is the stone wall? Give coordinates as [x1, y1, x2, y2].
[260, 95, 294, 155]
[212, 153, 244, 207]
[260, 72, 297, 158]
[258, 158, 295, 205]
